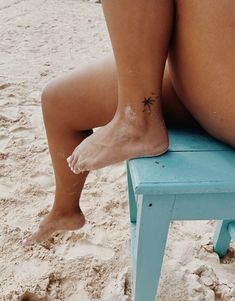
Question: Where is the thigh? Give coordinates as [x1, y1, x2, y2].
[162, 62, 201, 129]
[42, 55, 118, 131]
[42, 54, 199, 131]
[169, 0, 235, 147]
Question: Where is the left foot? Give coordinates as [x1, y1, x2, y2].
[23, 209, 85, 246]
[67, 107, 169, 173]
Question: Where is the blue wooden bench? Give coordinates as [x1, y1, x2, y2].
[126, 127, 235, 301]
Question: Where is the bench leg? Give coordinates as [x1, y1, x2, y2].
[133, 195, 175, 301]
[127, 163, 137, 223]
[213, 220, 235, 257]
[228, 223, 235, 242]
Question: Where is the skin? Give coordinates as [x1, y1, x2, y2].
[66, 0, 173, 174]
[23, 0, 235, 245]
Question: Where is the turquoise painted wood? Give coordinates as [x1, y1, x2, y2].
[228, 223, 235, 240]
[126, 127, 235, 301]
[133, 195, 174, 301]
[213, 220, 235, 257]
[127, 163, 137, 223]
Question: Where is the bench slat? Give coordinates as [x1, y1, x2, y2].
[129, 150, 235, 194]
[168, 128, 232, 151]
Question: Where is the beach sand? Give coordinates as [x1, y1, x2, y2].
[0, 0, 235, 300]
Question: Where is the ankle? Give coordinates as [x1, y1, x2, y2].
[51, 206, 83, 217]
[115, 105, 167, 134]
[115, 106, 147, 129]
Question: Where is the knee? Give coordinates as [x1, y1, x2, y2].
[41, 82, 55, 110]
[41, 81, 60, 116]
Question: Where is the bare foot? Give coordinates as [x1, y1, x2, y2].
[67, 107, 169, 173]
[23, 209, 85, 246]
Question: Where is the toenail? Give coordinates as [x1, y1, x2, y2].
[72, 157, 77, 166]
[67, 156, 71, 163]
[74, 168, 81, 174]
[71, 166, 76, 173]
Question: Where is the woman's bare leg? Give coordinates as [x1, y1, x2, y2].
[23, 59, 117, 245]
[67, 0, 174, 174]
[23, 55, 199, 245]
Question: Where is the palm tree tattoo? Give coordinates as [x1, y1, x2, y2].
[142, 92, 159, 113]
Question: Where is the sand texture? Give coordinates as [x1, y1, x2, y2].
[0, 0, 235, 300]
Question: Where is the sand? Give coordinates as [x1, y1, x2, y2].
[0, 0, 235, 300]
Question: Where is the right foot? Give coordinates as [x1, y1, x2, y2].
[23, 209, 85, 246]
[67, 104, 169, 173]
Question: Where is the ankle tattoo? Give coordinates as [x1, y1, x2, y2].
[142, 92, 159, 114]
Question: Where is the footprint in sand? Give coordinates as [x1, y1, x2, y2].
[56, 238, 114, 261]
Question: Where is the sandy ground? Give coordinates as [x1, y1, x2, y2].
[1, 0, 235, 300]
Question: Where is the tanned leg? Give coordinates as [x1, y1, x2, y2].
[23, 54, 199, 245]
[67, 0, 174, 174]
[23, 59, 118, 245]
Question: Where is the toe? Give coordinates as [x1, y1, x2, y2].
[73, 167, 81, 174]
[72, 160, 82, 174]
[74, 160, 88, 173]
[66, 155, 72, 166]
[67, 153, 78, 172]
[71, 157, 78, 170]
[70, 158, 80, 174]
[22, 235, 36, 246]
[67, 156, 74, 170]
[71, 152, 79, 169]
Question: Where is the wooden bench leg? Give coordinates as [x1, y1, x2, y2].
[127, 163, 137, 223]
[228, 223, 235, 242]
[133, 195, 175, 301]
[213, 220, 235, 257]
